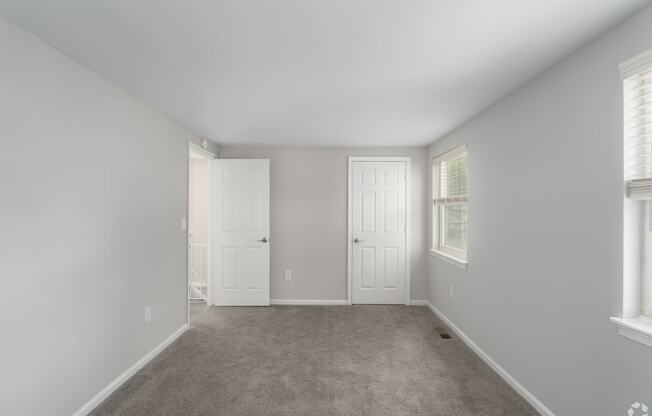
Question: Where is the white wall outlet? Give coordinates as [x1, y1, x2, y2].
[181, 218, 187, 231]
[284, 270, 292, 280]
[145, 305, 152, 323]
[449, 285, 454, 299]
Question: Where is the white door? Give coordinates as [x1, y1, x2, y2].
[350, 160, 408, 304]
[212, 159, 270, 306]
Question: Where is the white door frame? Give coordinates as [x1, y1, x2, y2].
[347, 156, 411, 305]
[187, 142, 216, 327]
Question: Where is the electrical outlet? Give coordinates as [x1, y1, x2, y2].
[449, 285, 454, 299]
[284, 270, 292, 280]
[145, 306, 152, 323]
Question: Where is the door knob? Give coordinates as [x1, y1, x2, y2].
[257, 237, 269, 243]
[354, 238, 364, 243]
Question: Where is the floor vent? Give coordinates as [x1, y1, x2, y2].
[435, 327, 452, 339]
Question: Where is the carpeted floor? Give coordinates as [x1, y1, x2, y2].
[90, 306, 537, 416]
[190, 300, 209, 323]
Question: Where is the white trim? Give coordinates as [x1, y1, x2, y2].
[437, 244, 467, 262]
[432, 143, 467, 165]
[347, 158, 353, 306]
[189, 141, 217, 159]
[206, 156, 213, 308]
[409, 299, 428, 306]
[429, 249, 468, 270]
[347, 156, 412, 306]
[72, 324, 188, 416]
[270, 299, 348, 306]
[405, 158, 411, 306]
[423, 302, 556, 416]
[620, 48, 652, 79]
[610, 316, 652, 348]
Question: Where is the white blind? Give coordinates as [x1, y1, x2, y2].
[622, 49, 652, 199]
[435, 150, 467, 203]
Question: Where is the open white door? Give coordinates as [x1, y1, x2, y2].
[349, 158, 409, 304]
[212, 159, 270, 306]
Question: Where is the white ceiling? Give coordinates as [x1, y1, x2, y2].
[0, 0, 648, 146]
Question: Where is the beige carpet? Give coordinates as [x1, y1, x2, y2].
[90, 305, 537, 415]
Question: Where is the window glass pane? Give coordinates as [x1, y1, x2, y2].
[442, 204, 467, 251]
[624, 69, 652, 181]
[644, 204, 652, 318]
[439, 152, 467, 198]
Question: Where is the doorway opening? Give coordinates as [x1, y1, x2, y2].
[188, 143, 215, 325]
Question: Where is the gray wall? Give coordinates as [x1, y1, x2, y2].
[427, 4, 652, 415]
[0, 18, 212, 416]
[219, 146, 428, 302]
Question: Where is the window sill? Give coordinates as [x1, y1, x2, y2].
[429, 249, 467, 270]
[610, 316, 652, 348]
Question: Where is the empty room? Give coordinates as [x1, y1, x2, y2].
[1, 1, 652, 415]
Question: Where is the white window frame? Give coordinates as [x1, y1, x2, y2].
[611, 48, 652, 349]
[430, 144, 468, 269]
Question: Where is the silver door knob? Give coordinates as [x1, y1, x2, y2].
[257, 237, 269, 243]
[354, 238, 364, 243]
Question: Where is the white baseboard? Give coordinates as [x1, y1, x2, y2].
[72, 324, 188, 416]
[270, 299, 348, 306]
[423, 302, 556, 416]
[271, 299, 427, 306]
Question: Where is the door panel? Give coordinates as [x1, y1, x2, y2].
[245, 246, 263, 289]
[360, 247, 376, 288]
[361, 192, 375, 233]
[384, 191, 399, 233]
[222, 247, 238, 289]
[222, 190, 238, 232]
[351, 160, 407, 304]
[212, 159, 270, 306]
[384, 247, 398, 288]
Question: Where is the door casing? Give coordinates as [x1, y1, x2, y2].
[347, 156, 411, 305]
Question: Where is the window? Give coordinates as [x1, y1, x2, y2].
[431, 144, 468, 267]
[611, 49, 652, 348]
[624, 52, 652, 319]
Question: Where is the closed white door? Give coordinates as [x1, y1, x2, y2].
[212, 159, 270, 306]
[350, 160, 408, 304]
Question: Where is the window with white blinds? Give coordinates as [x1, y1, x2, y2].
[432, 144, 468, 264]
[622, 50, 652, 199]
[620, 49, 652, 321]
